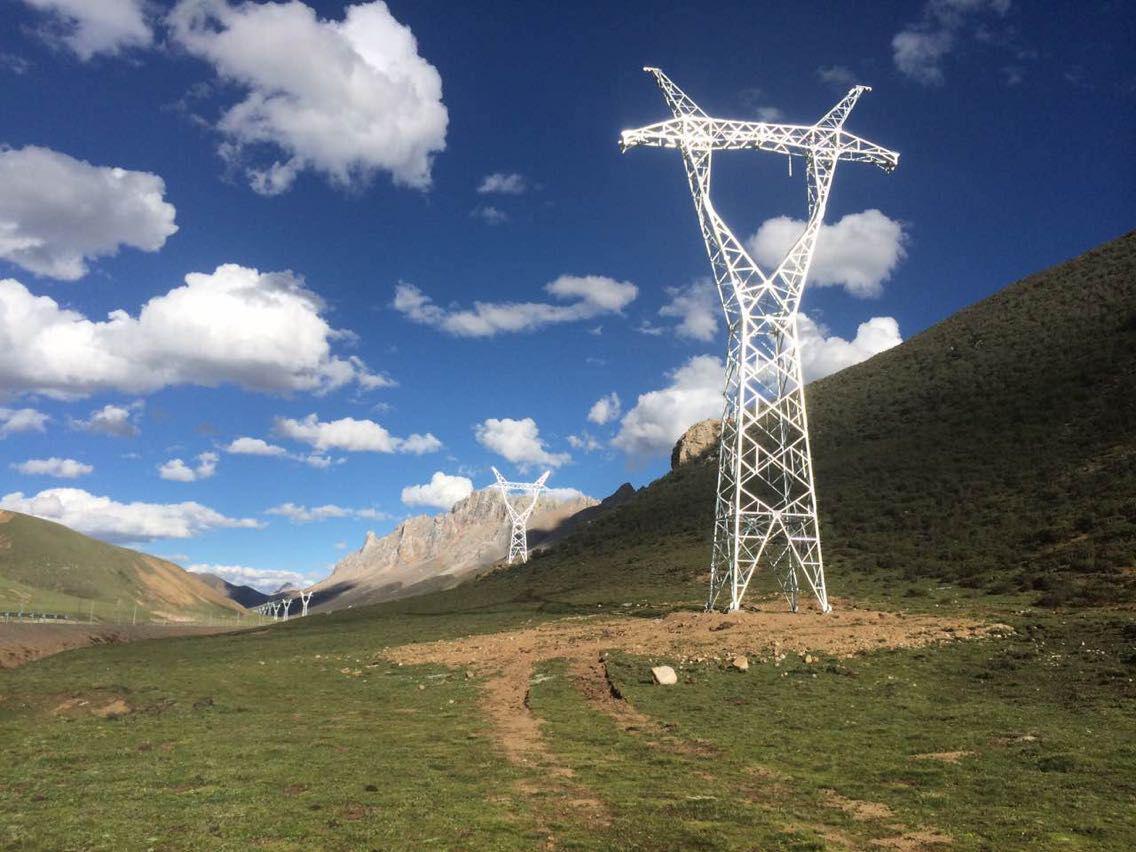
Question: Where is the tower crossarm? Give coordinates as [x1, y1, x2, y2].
[620, 119, 897, 172]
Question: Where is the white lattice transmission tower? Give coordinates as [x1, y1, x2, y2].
[491, 467, 550, 564]
[621, 67, 899, 613]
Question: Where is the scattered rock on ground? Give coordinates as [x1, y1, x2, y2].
[730, 655, 749, 672]
[651, 665, 678, 685]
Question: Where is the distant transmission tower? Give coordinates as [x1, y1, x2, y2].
[621, 67, 899, 613]
[491, 467, 550, 564]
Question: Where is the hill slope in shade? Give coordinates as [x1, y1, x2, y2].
[414, 230, 1135, 612]
[311, 487, 597, 610]
[195, 573, 271, 609]
[0, 510, 246, 621]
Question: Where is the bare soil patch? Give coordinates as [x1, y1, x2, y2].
[384, 605, 989, 845]
[385, 606, 992, 765]
[0, 622, 235, 669]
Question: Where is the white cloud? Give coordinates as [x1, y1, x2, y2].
[158, 451, 218, 483]
[400, 471, 473, 510]
[167, 0, 447, 194]
[265, 502, 389, 523]
[587, 392, 621, 425]
[274, 413, 440, 454]
[477, 172, 527, 194]
[892, 0, 1012, 86]
[612, 355, 725, 458]
[12, 457, 92, 478]
[23, 0, 152, 60]
[393, 274, 637, 338]
[70, 402, 142, 437]
[566, 432, 602, 452]
[0, 487, 261, 542]
[0, 407, 49, 437]
[225, 436, 286, 456]
[817, 65, 857, 88]
[471, 205, 508, 225]
[0, 146, 176, 280]
[658, 279, 720, 341]
[612, 315, 904, 457]
[474, 417, 569, 470]
[755, 106, 784, 122]
[187, 562, 314, 593]
[748, 210, 907, 298]
[224, 435, 339, 467]
[799, 314, 903, 381]
[0, 264, 389, 398]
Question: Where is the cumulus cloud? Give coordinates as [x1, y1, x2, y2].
[224, 435, 337, 467]
[167, 0, 447, 194]
[0, 264, 389, 398]
[799, 314, 903, 381]
[23, 0, 152, 60]
[0, 407, 49, 437]
[225, 436, 286, 456]
[892, 0, 1012, 85]
[474, 417, 569, 470]
[748, 210, 907, 298]
[817, 65, 857, 88]
[586, 392, 621, 425]
[187, 562, 314, 593]
[0, 146, 176, 280]
[400, 471, 474, 510]
[70, 402, 142, 437]
[158, 451, 218, 482]
[274, 413, 440, 454]
[471, 205, 508, 225]
[658, 279, 720, 341]
[477, 172, 526, 194]
[612, 355, 725, 458]
[11, 457, 92, 478]
[393, 274, 637, 337]
[265, 502, 389, 523]
[566, 433, 602, 452]
[0, 487, 261, 542]
[612, 315, 904, 457]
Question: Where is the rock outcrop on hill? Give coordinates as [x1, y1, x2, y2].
[309, 487, 597, 610]
[671, 419, 721, 469]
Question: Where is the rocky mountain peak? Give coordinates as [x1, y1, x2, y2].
[671, 419, 722, 470]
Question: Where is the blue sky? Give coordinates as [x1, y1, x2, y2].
[0, 0, 1132, 590]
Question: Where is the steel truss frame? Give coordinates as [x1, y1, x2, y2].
[621, 67, 898, 613]
[491, 467, 550, 564]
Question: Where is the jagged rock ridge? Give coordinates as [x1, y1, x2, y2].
[310, 487, 597, 609]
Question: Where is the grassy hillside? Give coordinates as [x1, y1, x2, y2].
[423, 230, 1136, 612]
[195, 573, 271, 609]
[0, 510, 245, 622]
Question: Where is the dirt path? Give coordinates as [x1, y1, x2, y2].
[384, 604, 992, 848]
[385, 605, 994, 764]
[0, 622, 237, 669]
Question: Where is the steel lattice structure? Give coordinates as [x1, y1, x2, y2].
[491, 467, 550, 564]
[621, 67, 899, 613]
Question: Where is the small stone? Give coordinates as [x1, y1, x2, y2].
[417, 684, 426, 691]
[730, 655, 749, 672]
[805, 654, 816, 664]
[651, 665, 678, 685]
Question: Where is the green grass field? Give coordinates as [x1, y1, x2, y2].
[1, 583, 1133, 849]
